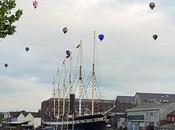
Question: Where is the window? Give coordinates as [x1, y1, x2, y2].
[150, 112, 153, 116]
[168, 117, 171, 122]
[149, 111, 158, 116]
[128, 115, 144, 120]
[153, 112, 157, 116]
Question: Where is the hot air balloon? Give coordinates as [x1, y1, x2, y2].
[66, 50, 71, 58]
[149, 2, 155, 10]
[98, 34, 104, 41]
[4, 64, 8, 68]
[62, 27, 68, 34]
[25, 47, 29, 52]
[33, 0, 38, 9]
[153, 34, 158, 40]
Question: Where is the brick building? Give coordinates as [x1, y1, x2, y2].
[41, 98, 114, 121]
[115, 96, 134, 113]
[111, 96, 134, 129]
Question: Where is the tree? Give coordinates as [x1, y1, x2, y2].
[0, 0, 22, 38]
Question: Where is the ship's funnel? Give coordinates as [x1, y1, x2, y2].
[70, 94, 75, 115]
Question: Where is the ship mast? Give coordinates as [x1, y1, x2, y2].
[79, 41, 83, 116]
[92, 31, 96, 115]
[56, 67, 61, 118]
[68, 53, 72, 118]
[69, 55, 72, 94]
[57, 86, 60, 118]
[62, 61, 66, 117]
[62, 80, 66, 117]
[52, 76, 56, 117]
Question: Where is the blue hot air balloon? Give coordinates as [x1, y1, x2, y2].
[98, 34, 104, 41]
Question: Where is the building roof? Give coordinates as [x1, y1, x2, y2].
[116, 96, 134, 103]
[45, 98, 114, 103]
[9, 112, 21, 118]
[30, 112, 41, 118]
[22, 112, 28, 117]
[136, 93, 175, 103]
[160, 123, 175, 128]
[126, 103, 175, 112]
[167, 111, 175, 116]
[9, 111, 40, 118]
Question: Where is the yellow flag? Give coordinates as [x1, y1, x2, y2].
[75, 43, 80, 48]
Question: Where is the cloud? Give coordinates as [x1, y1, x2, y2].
[0, 75, 51, 112]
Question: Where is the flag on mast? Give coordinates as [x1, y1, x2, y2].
[76, 43, 81, 48]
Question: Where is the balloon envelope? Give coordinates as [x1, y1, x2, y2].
[33, 0, 38, 9]
[66, 50, 71, 58]
[4, 64, 8, 68]
[66, 55, 70, 58]
[149, 2, 155, 10]
[66, 50, 70, 56]
[98, 34, 104, 41]
[62, 27, 68, 34]
[153, 34, 158, 40]
[25, 47, 29, 52]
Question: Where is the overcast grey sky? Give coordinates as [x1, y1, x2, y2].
[0, 0, 175, 112]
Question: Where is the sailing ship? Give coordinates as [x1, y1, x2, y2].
[43, 31, 114, 130]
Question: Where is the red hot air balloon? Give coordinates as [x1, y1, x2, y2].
[33, 0, 38, 9]
[153, 34, 158, 40]
[62, 27, 68, 34]
[149, 2, 155, 10]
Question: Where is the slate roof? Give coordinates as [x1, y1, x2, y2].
[126, 103, 175, 112]
[9, 111, 40, 118]
[21, 112, 28, 117]
[160, 123, 175, 129]
[167, 111, 175, 116]
[136, 93, 175, 103]
[9, 112, 21, 118]
[30, 112, 41, 118]
[116, 96, 134, 103]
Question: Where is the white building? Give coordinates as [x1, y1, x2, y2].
[17, 113, 26, 122]
[3, 111, 41, 129]
[25, 113, 41, 129]
[126, 103, 175, 130]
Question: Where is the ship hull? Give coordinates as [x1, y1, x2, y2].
[43, 114, 107, 130]
[74, 120, 106, 130]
